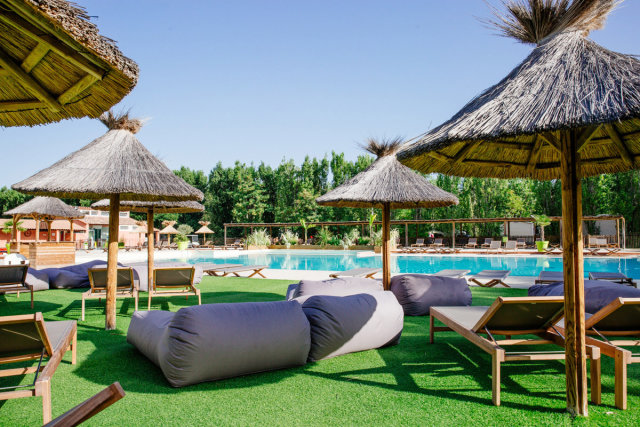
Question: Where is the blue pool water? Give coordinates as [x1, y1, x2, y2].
[168, 250, 640, 278]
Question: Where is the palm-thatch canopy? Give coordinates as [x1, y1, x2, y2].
[12, 112, 204, 201]
[397, 3, 640, 180]
[0, 0, 139, 126]
[91, 199, 204, 214]
[317, 139, 459, 209]
[4, 196, 83, 219]
[195, 225, 214, 234]
[159, 225, 178, 235]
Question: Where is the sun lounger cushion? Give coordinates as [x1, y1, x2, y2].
[528, 279, 640, 313]
[302, 292, 403, 361]
[26, 268, 50, 291]
[288, 278, 384, 303]
[127, 301, 311, 387]
[124, 262, 204, 291]
[390, 274, 472, 316]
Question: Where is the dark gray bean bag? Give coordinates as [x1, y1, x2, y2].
[528, 279, 640, 313]
[127, 301, 311, 387]
[26, 268, 50, 291]
[288, 277, 384, 303]
[123, 262, 204, 292]
[302, 291, 404, 361]
[390, 274, 472, 316]
[41, 260, 121, 289]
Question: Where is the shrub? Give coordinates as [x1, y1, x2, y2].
[247, 229, 271, 247]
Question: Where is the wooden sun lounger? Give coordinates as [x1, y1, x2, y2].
[468, 270, 511, 288]
[84, 268, 138, 321]
[204, 265, 268, 278]
[486, 240, 501, 253]
[0, 313, 77, 424]
[430, 297, 601, 407]
[480, 238, 493, 248]
[534, 270, 564, 284]
[588, 272, 636, 287]
[45, 382, 125, 427]
[148, 267, 201, 310]
[0, 264, 33, 308]
[411, 238, 425, 247]
[200, 263, 243, 274]
[430, 269, 470, 278]
[329, 268, 381, 279]
[465, 238, 478, 248]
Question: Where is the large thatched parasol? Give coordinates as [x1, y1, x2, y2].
[397, 0, 639, 415]
[12, 112, 204, 330]
[0, 0, 138, 126]
[91, 199, 204, 292]
[317, 139, 459, 289]
[4, 196, 83, 249]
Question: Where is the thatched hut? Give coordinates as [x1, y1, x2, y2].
[12, 112, 203, 330]
[397, 0, 639, 415]
[317, 139, 459, 289]
[91, 199, 204, 291]
[0, 0, 138, 126]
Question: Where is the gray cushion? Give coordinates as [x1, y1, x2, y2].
[124, 262, 204, 291]
[26, 268, 49, 291]
[302, 291, 404, 361]
[528, 279, 640, 313]
[127, 301, 310, 387]
[289, 277, 384, 303]
[390, 274, 472, 316]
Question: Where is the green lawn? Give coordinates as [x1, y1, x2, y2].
[0, 277, 637, 426]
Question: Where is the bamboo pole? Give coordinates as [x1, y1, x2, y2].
[105, 194, 120, 330]
[561, 130, 588, 416]
[381, 203, 391, 290]
[147, 208, 154, 294]
[452, 222, 455, 249]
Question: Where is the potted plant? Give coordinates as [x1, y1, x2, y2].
[532, 214, 551, 252]
[175, 224, 193, 250]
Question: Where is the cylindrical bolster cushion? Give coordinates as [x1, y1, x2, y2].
[390, 274, 472, 316]
[302, 291, 404, 361]
[127, 310, 176, 367]
[289, 278, 384, 303]
[159, 301, 311, 387]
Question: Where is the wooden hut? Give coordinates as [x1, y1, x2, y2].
[317, 139, 459, 289]
[0, 0, 138, 126]
[397, 0, 640, 415]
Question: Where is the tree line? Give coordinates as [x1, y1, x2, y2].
[0, 152, 639, 242]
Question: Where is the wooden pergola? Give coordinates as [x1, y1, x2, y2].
[224, 214, 626, 249]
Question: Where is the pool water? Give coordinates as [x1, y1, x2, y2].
[168, 250, 640, 278]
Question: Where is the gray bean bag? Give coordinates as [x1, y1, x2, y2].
[26, 268, 50, 291]
[41, 260, 120, 289]
[127, 301, 311, 387]
[124, 262, 204, 292]
[528, 279, 640, 313]
[288, 277, 384, 303]
[390, 274, 472, 316]
[302, 291, 404, 361]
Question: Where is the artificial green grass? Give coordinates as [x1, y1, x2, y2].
[0, 278, 638, 426]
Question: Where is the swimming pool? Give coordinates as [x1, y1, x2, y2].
[167, 250, 640, 278]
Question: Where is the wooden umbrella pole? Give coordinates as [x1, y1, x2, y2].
[47, 220, 52, 241]
[147, 208, 154, 294]
[35, 215, 40, 243]
[69, 219, 74, 245]
[560, 130, 588, 416]
[105, 194, 120, 330]
[381, 203, 391, 290]
[11, 214, 19, 252]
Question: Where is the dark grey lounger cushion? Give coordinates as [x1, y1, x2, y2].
[289, 277, 384, 303]
[390, 274, 472, 316]
[302, 292, 404, 361]
[127, 301, 310, 387]
[42, 260, 111, 289]
[124, 262, 204, 291]
[26, 268, 49, 291]
[528, 279, 640, 313]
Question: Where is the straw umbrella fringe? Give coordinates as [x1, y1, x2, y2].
[397, 0, 638, 415]
[317, 138, 459, 289]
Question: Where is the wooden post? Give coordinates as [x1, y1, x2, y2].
[105, 194, 120, 331]
[69, 220, 74, 245]
[452, 222, 455, 248]
[622, 217, 626, 250]
[224, 225, 227, 246]
[381, 203, 391, 290]
[11, 214, 20, 252]
[46, 220, 53, 241]
[616, 218, 620, 248]
[405, 223, 409, 247]
[147, 208, 154, 294]
[560, 130, 588, 416]
[35, 216, 40, 243]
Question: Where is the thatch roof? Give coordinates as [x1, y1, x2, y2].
[12, 113, 205, 201]
[0, 0, 139, 126]
[317, 139, 459, 209]
[91, 199, 204, 214]
[398, 21, 640, 179]
[195, 225, 214, 234]
[4, 196, 83, 219]
[159, 225, 178, 234]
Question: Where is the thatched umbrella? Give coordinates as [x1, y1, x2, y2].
[160, 223, 179, 245]
[91, 199, 204, 291]
[397, 0, 639, 415]
[195, 221, 214, 244]
[4, 196, 83, 249]
[317, 139, 459, 289]
[0, 0, 138, 126]
[12, 112, 203, 330]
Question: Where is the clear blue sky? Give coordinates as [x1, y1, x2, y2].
[2, 0, 639, 186]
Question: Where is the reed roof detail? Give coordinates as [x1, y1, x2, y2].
[91, 199, 204, 214]
[4, 196, 83, 218]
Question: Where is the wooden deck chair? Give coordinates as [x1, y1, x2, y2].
[430, 269, 470, 278]
[480, 238, 493, 248]
[465, 238, 478, 248]
[203, 265, 268, 278]
[411, 238, 425, 247]
[430, 297, 601, 406]
[83, 268, 138, 321]
[0, 264, 33, 308]
[429, 238, 444, 248]
[486, 240, 502, 253]
[329, 268, 381, 279]
[0, 313, 77, 424]
[588, 272, 636, 287]
[468, 270, 511, 288]
[503, 240, 517, 252]
[44, 382, 125, 427]
[149, 267, 200, 310]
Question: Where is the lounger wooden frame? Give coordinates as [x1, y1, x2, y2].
[44, 382, 125, 426]
[430, 297, 601, 406]
[468, 270, 511, 288]
[0, 264, 33, 308]
[84, 268, 138, 321]
[0, 313, 77, 424]
[204, 265, 268, 278]
[148, 267, 200, 310]
[329, 268, 381, 279]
